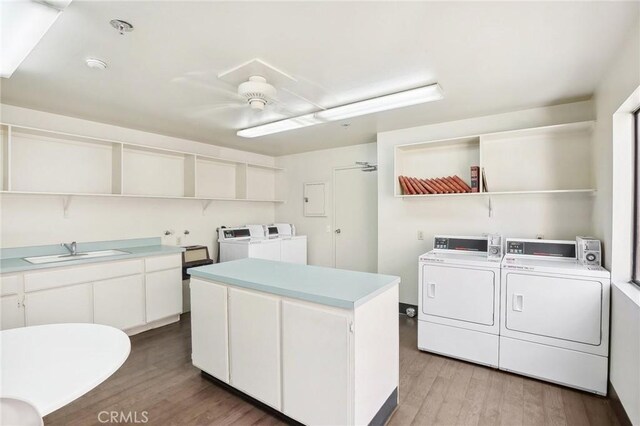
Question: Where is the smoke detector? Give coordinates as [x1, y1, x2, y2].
[237, 76, 277, 111]
[110, 19, 134, 35]
[85, 58, 107, 70]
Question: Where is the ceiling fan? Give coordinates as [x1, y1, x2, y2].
[173, 64, 332, 129]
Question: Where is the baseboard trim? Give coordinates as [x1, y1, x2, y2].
[609, 381, 632, 426]
[201, 372, 398, 425]
[399, 302, 418, 316]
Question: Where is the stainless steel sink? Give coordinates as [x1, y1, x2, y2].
[24, 249, 130, 265]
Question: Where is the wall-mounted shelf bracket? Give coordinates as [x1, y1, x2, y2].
[202, 200, 213, 215]
[62, 195, 72, 218]
[487, 196, 493, 218]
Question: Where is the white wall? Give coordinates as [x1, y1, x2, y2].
[592, 19, 640, 425]
[0, 104, 276, 257]
[275, 143, 377, 267]
[377, 101, 595, 305]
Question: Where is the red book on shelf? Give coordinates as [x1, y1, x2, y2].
[429, 178, 446, 194]
[398, 176, 409, 195]
[470, 166, 480, 193]
[404, 176, 419, 195]
[419, 179, 437, 194]
[400, 176, 415, 195]
[446, 176, 465, 193]
[411, 177, 428, 194]
[452, 175, 472, 192]
[436, 177, 455, 193]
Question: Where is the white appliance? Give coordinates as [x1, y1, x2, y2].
[418, 235, 502, 367]
[218, 226, 281, 262]
[500, 238, 610, 395]
[272, 223, 307, 265]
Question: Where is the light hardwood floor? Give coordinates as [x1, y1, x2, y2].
[44, 314, 620, 426]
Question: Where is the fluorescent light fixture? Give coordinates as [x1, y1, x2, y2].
[1, 0, 73, 79]
[237, 83, 443, 138]
[237, 113, 322, 138]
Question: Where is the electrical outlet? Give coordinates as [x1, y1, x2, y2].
[418, 230, 424, 240]
[326, 225, 331, 233]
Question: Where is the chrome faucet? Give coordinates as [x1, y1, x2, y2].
[61, 241, 77, 256]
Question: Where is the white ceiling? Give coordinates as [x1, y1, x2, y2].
[1, 1, 638, 156]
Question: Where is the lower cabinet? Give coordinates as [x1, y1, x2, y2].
[228, 288, 281, 409]
[25, 283, 93, 326]
[146, 268, 182, 322]
[94, 275, 145, 330]
[282, 300, 351, 425]
[1, 295, 24, 330]
[190, 279, 229, 382]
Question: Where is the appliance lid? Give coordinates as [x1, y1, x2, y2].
[420, 250, 501, 268]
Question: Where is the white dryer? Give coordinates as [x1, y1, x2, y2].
[418, 235, 502, 367]
[500, 238, 610, 395]
[218, 226, 281, 262]
[272, 223, 307, 265]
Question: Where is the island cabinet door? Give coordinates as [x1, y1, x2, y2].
[282, 300, 352, 426]
[94, 275, 145, 330]
[190, 279, 229, 383]
[228, 288, 281, 409]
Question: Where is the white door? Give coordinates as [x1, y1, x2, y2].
[25, 283, 93, 326]
[421, 265, 496, 327]
[228, 288, 281, 409]
[190, 279, 229, 382]
[1, 295, 24, 330]
[503, 272, 603, 345]
[282, 300, 350, 426]
[145, 268, 182, 322]
[334, 167, 377, 272]
[94, 275, 145, 330]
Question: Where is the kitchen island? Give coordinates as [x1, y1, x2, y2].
[188, 258, 400, 426]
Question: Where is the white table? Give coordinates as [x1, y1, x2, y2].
[0, 323, 130, 416]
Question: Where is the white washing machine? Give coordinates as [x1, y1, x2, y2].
[218, 226, 281, 262]
[418, 235, 502, 367]
[272, 223, 307, 265]
[500, 238, 610, 395]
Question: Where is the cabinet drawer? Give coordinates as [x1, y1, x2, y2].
[0, 275, 21, 296]
[24, 259, 143, 292]
[145, 254, 181, 273]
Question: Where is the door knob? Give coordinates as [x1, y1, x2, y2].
[335, 229, 341, 234]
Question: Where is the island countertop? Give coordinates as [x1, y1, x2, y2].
[188, 258, 400, 309]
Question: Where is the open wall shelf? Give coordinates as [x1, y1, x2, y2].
[394, 121, 595, 198]
[0, 123, 284, 203]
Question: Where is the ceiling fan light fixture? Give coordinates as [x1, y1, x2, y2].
[237, 83, 443, 138]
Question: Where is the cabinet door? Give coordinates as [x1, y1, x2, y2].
[282, 300, 350, 425]
[94, 275, 145, 330]
[190, 279, 229, 382]
[25, 283, 93, 326]
[228, 288, 281, 409]
[1, 295, 24, 330]
[146, 268, 182, 322]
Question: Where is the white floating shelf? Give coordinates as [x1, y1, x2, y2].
[396, 189, 596, 199]
[0, 191, 285, 203]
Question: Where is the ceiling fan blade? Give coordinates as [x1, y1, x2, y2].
[185, 102, 245, 119]
[171, 76, 242, 101]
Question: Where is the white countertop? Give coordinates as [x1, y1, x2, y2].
[188, 258, 400, 309]
[0, 324, 130, 416]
